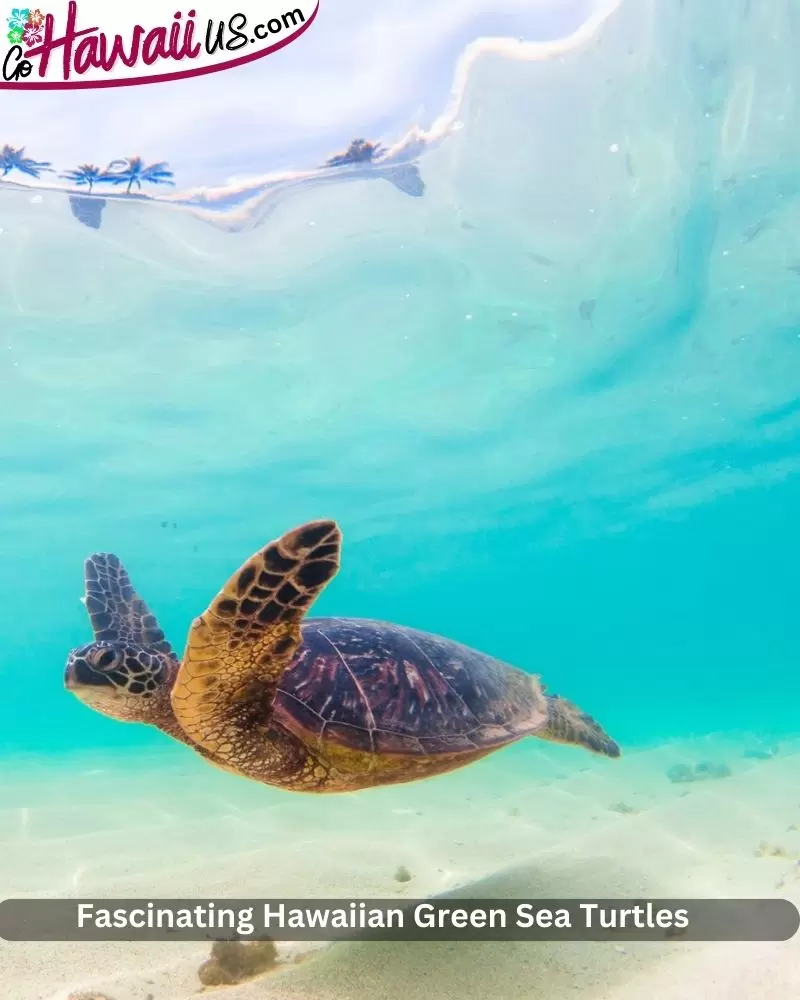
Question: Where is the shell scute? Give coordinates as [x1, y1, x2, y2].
[273, 617, 547, 756]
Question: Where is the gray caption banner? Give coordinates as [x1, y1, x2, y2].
[0, 898, 797, 942]
[0, 898, 800, 942]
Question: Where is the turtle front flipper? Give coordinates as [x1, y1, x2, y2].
[171, 520, 342, 786]
[537, 695, 620, 758]
[83, 552, 174, 654]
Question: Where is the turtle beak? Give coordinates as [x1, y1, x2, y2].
[64, 651, 84, 690]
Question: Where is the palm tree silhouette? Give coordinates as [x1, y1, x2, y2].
[61, 163, 104, 194]
[102, 156, 174, 194]
[324, 138, 385, 168]
[0, 145, 52, 179]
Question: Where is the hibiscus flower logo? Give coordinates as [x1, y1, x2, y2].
[6, 7, 29, 31]
[6, 7, 46, 45]
[22, 20, 41, 44]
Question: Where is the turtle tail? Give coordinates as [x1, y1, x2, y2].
[538, 695, 621, 758]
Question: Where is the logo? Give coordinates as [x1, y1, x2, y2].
[1, 0, 318, 88]
[6, 8, 47, 48]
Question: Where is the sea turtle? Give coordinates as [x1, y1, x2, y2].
[64, 520, 619, 792]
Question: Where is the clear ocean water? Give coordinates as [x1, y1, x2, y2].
[1, 0, 799, 996]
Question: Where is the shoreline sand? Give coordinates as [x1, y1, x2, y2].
[1, 735, 798, 999]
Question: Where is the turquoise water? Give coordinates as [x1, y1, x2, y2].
[4, 475, 799, 757]
[1, 0, 800, 995]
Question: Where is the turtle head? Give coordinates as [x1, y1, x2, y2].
[65, 640, 176, 723]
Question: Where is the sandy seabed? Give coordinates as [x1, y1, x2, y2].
[1, 734, 798, 1000]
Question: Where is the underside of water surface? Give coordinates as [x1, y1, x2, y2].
[0, 0, 799, 997]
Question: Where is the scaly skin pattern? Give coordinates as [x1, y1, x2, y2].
[67, 520, 620, 794]
[170, 520, 344, 789]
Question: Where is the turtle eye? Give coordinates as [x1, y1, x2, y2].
[94, 648, 118, 669]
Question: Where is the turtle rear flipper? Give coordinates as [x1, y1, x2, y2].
[537, 695, 620, 758]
